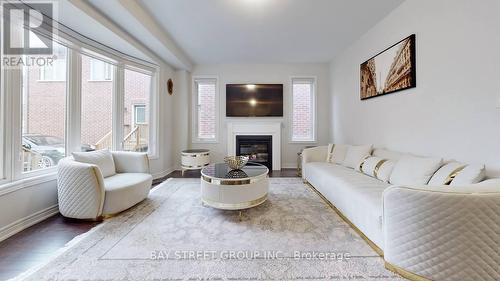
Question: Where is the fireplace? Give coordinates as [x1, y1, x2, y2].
[236, 135, 272, 170]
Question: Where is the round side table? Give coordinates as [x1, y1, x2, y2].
[181, 149, 210, 176]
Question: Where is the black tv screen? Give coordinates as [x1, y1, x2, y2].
[226, 84, 283, 117]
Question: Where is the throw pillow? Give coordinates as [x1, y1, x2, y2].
[376, 160, 396, 183]
[451, 164, 486, 186]
[389, 155, 443, 185]
[72, 149, 116, 178]
[428, 162, 466, 185]
[360, 156, 387, 177]
[342, 145, 372, 169]
[326, 144, 334, 162]
[326, 144, 349, 164]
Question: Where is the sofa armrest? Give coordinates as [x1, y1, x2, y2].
[112, 151, 150, 174]
[302, 146, 328, 164]
[57, 158, 105, 219]
[383, 185, 500, 280]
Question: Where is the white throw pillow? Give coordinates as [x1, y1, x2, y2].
[360, 156, 386, 177]
[428, 162, 466, 185]
[326, 144, 349, 164]
[451, 164, 486, 186]
[389, 155, 443, 185]
[72, 149, 116, 178]
[376, 160, 396, 183]
[342, 145, 372, 169]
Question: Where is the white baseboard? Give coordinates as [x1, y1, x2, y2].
[0, 204, 59, 242]
[282, 163, 298, 169]
[152, 167, 175, 180]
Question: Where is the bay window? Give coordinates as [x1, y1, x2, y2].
[291, 77, 316, 142]
[123, 68, 151, 152]
[0, 17, 159, 187]
[81, 55, 114, 151]
[21, 43, 68, 172]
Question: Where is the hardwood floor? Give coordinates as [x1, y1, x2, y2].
[0, 168, 298, 280]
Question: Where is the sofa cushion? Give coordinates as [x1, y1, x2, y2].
[304, 162, 389, 248]
[326, 144, 349, 164]
[361, 157, 386, 178]
[376, 160, 396, 183]
[102, 173, 152, 215]
[389, 155, 443, 185]
[372, 149, 405, 161]
[451, 164, 486, 186]
[428, 162, 466, 185]
[342, 145, 372, 169]
[72, 149, 116, 178]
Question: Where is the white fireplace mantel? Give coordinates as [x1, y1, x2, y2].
[227, 121, 281, 170]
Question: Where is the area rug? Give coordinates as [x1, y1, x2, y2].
[14, 178, 403, 281]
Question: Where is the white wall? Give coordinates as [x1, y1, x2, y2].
[184, 63, 330, 169]
[330, 0, 500, 177]
[172, 70, 191, 166]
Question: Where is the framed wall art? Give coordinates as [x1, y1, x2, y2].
[360, 34, 416, 100]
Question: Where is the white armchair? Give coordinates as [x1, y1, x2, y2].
[57, 151, 152, 220]
[383, 185, 500, 281]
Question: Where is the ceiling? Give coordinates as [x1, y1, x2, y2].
[60, 0, 404, 68]
[139, 0, 405, 64]
[55, 0, 153, 62]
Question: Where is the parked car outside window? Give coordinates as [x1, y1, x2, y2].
[22, 134, 95, 170]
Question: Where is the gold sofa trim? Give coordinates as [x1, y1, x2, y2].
[385, 262, 432, 281]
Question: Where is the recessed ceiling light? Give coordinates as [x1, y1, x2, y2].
[248, 98, 257, 106]
[246, 84, 256, 90]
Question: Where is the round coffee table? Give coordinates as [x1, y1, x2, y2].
[201, 162, 269, 211]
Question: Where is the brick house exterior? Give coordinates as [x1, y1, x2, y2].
[24, 55, 150, 149]
[292, 82, 313, 140]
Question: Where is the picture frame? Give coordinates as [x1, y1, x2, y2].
[360, 34, 416, 100]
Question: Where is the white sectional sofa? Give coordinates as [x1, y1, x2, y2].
[302, 145, 500, 281]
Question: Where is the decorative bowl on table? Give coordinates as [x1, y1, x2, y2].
[224, 156, 249, 170]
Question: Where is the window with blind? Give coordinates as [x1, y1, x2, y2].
[291, 78, 316, 142]
[193, 78, 218, 142]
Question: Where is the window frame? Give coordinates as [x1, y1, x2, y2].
[289, 76, 317, 143]
[133, 104, 147, 125]
[192, 76, 219, 144]
[16, 43, 69, 178]
[80, 53, 116, 152]
[0, 18, 160, 190]
[0, 66, 8, 184]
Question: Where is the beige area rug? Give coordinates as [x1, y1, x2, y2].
[13, 178, 403, 281]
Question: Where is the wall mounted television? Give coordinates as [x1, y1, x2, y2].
[226, 84, 283, 117]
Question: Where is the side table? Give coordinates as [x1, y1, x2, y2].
[181, 149, 210, 176]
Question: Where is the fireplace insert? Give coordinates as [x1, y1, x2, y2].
[236, 135, 272, 170]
